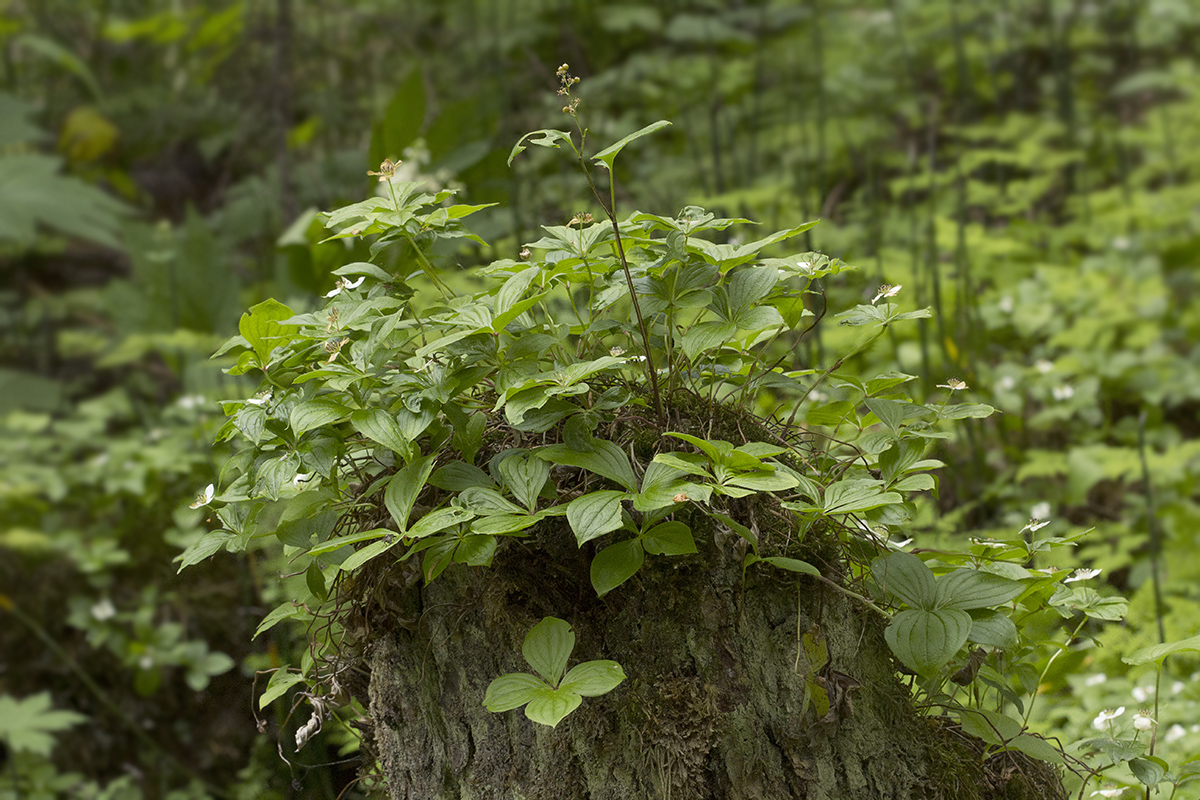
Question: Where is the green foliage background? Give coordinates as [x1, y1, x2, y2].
[3, 0, 1200, 797]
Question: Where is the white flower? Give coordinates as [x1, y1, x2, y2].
[936, 378, 968, 391]
[1035, 359, 1054, 374]
[246, 392, 272, 407]
[1052, 385, 1075, 401]
[1132, 710, 1155, 731]
[1092, 707, 1125, 730]
[1164, 723, 1187, 743]
[1031, 501, 1051, 520]
[998, 295, 1014, 313]
[1021, 517, 1051, 534]
[176, 394, 207, 410]
[189, 484, 215, 509]
[872, 283, 902, 304]
[609, 347, 626, 357]
[1131, 686, 1151, 703]
[293, 472, 314, 488]
[1066, 568, 1101, 583]
[998, 375, 1016, 391]
[1084, 674, 1107, 687]
[795, 260, 813, 274]
[90, 599, 116, 622]
[1172, 681, 1185, 694]
[325, 276, 366, 297]
[138, 653, 155, 670]
[1090, 789, 1124, 798]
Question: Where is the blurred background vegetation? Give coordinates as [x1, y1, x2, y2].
[2, 0, 1200, 797]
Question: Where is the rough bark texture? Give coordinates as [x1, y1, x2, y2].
[346, 523, 1062, 800]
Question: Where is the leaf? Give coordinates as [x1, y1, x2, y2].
[641, 521, 697, 556]
[590, 538, 645, 597]
[1007, 734, 1066, 766]
[483, 672, 550, 712]
[538, 440, 638, 492]
[591, 120, 672, 170]
[968, 611, 1019, 649]
[935, 403, 996, 420]
[864, 397, 908, 435]
[496, 451, 551, 512]
[823, 479, 902, 514]
[560, 661, 626, 697]
[407, 507, 473, 539]
[681, 321, 737, 361]
[175, 529, 236, 571]
[1130, 756, 1169, 787]
[752, 556, 821, 576]
[508, 128, 574, 165]
[522, 617, 575, 685]
[384, 455, 435, 533]
[0, 692, 86, 756]
[290, 397, 351, 435]
[567, 490, 627, 546]
[885, 608, 972, 676]
[524, 686, 583, 728]
[351, 408, 410, 457]
[254, 601, 305, 639]
[238, 298, 296, 365]
[453, 534, 497, 566]
[338, 536, 401, 572]
[955, 707, 1024, 746]
[430, 461, 494, 491]
[935, 570, 1024, 610]
[1049, 585, 1128, 622]
[1123, 633, 1200, 666]
[873, 552, 937, 610]
[259, 670, 305, 710]
[306, 527, 392, 557]
[305, 560, 328, 601]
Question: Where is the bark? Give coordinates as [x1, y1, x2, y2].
[345, 522, 1062, 800]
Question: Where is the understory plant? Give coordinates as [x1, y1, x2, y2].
[180, 70, 1165, 793]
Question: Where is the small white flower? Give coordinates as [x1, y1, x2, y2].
[325, 276, 366, 298]
[872, 283, 902, 304]
[1035, 359, 1054, 374]
[1031, 502, 1051, 520]
[998, 374, 1016, 391]
[609, 347, 626, 357]
[936, 378, 968, 391]
[1132, 710, 1155, 731]
[90, 599, 116, 622]
[176, 394, 206, 410]
[138, 653, 155, 670]
[246, 392, 272, 407]
[189, 484, 215, 509]
[1172, 681, 1185, 694]
[1090, 789, 1124, 798]
[795, 260, 813, 274]
[1021, 518, 1051, 534]
[1066, 568, 1101, 583]
[1164, 723, 1187, 743]
[971, 538, 1008, 549]
[1084, 674, 1107, 687]
[1092, 707, 1125, 730]
[998, 295, 1014, 313]
[1131, 685, 1152, 703]
[1052, 385, 1075, 401]
[293, 472, 314, 488]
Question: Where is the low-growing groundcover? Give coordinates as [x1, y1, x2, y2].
[186, 85, 1183, 798]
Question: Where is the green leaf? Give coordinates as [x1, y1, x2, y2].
[1123, 632, 1200, 666]
[538, 440, 638, 492]
[823, 479, 902, 514]
[238, 298, 296, 365]
[259, 670, 305, 710]
[484, 672, 550, 712]
[351, 408, 410, 457]
[524, 686, 583, 728]
[430, 461, 494, 491]
[560, 660, 626, 697]
[307, 527, 392, 557]
[968, 611, 1019, 649]
[254, 601, 305, 639]
[935, 403, 997, 420]
[522, 617, 575, 685]
[1130, 756, 1169, 787]
[1049, 585, 1128, 622]
[407, 507, 473, 539]
[508, 129, 574, 165]
[290, 398, 352, 435]
[175, 529, 236, 571]
[935, 570, 1024, 610]
[567, 490, 627, 546]
[751, 556, 821, 577]
[305, 560, 328, 601]
[453, 534, 497, 566]
[873, 552, 937, 610]
[681, 321, 737, 361]
[641, 521, 697, 556]
[1008, 734, 1066, 766]
[864, 397, 908, 435]
[384, 455, 435, 533]
[590, 538, 645, 597]
[955, 707, 1024, 746]
[591, 120, 672, 170]
[884, 608, 972, 675]
[0, 692, 86, 756]
[496, 451, 551, 512]
[338, 535, 402, 572]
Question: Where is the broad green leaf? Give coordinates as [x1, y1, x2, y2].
[724, 469, 800, 493]
[496, 266, 540, 316]
[873, 552, 937, 610]
[1049, 585, 1128, 622]
[469, 513, 542, 535]
[305, 560, 328, 601]
[254, 601, 305, 639]
[1123, 633, 1200, 666]
[884, 608, 971, 675]
[307, 528, 392, 557]
[968, 611, 1019, 649]
[935, 403, 996, 420]
[407, 506, 473, 539]
[384, 454, 435, 533]
[864, 397, 908, 435]
[338, 536, 402, 572]
[522, 617, 575, 685]
[430, 461, 494, 491]
[453, 534, 497, 566]
[259, 670, 305, 710]
[955, 707, 1024, 746]
[497, 451, 551, 512]
[538, 440, 637, 492]
[1007, 734, 1066, 765]
[823, 479, 902, 514]
[890, 474, 936, 492]
[290, 398, 351, 435]
[175, 529, 237, 571]
[458, 486, 525, 515]
[1130, 756, 1168, 787]
[708, 511, 758, 553]
[592, 120, 672, 170]
[641, 521, 697, 556]
[567, 490, 627, 546]
[351, 408, 410, 457]
[421, 536, 457, 584]
[524, 686, 583, 728]
[935, 570, 1024, 610]
[238, 298, 296, 365]
[681, 321, 736, 361]
[752, 556, 821, 576]
[560, 661, 626, 697]
[590, 538, 645, 597]
[508, 128, 574, 165]
[0, 692, 86, 756]
[483, 672, 550, 712]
